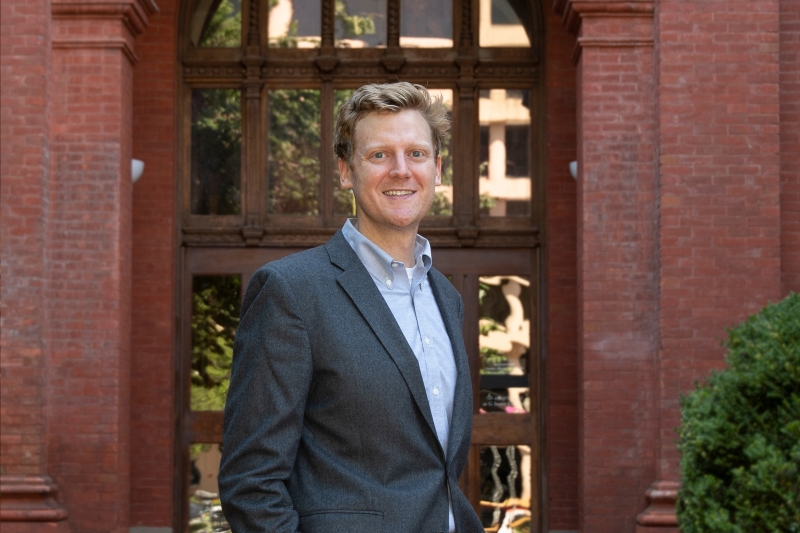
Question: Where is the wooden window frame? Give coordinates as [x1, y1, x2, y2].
[175, 0, 547, 531]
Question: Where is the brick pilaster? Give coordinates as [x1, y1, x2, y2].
[1, 0, 69, 528]
[45, 1, 153, 532]
[565, 2, 660, 532]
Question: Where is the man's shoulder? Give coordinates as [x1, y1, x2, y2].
[256, 244, 330, 280]
[253, 231, 350, 281]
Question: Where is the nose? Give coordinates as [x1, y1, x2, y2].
[388, 152, 411, 179]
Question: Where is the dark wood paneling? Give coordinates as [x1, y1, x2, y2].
[472, 414, 535, 446]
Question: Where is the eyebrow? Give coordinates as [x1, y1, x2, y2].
[359, 141, 434, 153]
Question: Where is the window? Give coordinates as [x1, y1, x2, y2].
[177, 1, 543, 531]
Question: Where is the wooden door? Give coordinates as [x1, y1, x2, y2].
[176, 0, 545, 531]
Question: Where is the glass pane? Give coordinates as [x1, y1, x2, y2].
[479, 445, 532, 532]
[400, 0, 452, 48]
[191, 275, 240, 411]
[268, 0, 321, 48]
[478, 275, 530, 414]
[189, 443, 231, 533]
[191, 0, 242, 47]
[335, 0, 386, 48]
[478, 89, 531, 217]
[268, 89, 321, 215]
[333, 89, 356, 217]
[479, 0, 530, 47]
[191, 89, 242, 216]
[428, 89, 453, 216]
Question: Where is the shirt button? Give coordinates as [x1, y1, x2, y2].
[424, 337, 431, 345]
[433, 387, 440, 395]
[391, 262, 399, 267]
[386, 278, 392, 286]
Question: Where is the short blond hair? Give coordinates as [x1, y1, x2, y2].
[334, 82, 450, 164]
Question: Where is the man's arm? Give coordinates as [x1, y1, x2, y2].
[218, 265, 313, 533]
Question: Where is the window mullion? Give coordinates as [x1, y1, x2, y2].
[242, 77, 264, 244]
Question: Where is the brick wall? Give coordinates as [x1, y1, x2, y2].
[129, 0, 178, 525]
[0, 0, 52, 478]
[781, 0, 800, 294]
[574, 8, 659, 533]
[544, 5, 579, 531]
[656, 0, 783, 482]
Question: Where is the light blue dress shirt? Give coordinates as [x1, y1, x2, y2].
[342, 219, 458, 532]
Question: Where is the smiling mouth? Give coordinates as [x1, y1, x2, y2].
[383, 190, 414, 196]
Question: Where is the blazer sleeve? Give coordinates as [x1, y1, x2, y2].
[218, 265, 312, 533]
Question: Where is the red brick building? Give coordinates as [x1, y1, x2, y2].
[1, 0, 798, 532]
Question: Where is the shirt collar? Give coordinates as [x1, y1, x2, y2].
[342, 218, 432, 288]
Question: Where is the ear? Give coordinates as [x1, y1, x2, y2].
[338, 158, 353, 189]
[435, 155, 442, 186]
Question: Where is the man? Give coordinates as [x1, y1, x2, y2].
[218, 82, 484, 533]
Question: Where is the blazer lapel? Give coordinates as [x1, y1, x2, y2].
[325, 232, 439, 444]
[428, 269, 473, 466]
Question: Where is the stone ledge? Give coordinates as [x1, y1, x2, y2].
[0, 476, 68, 523]
[636, 480, 680, 530]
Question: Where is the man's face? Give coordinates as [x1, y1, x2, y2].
[339, 109, 441, 240]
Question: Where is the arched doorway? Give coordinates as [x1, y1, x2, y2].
[175, 0, 546, 530]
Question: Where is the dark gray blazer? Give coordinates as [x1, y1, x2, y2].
[218, 230, 483, 533]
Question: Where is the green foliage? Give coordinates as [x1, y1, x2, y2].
[335, 0, 376, 39]
[676, 293, 800, 533]
[191, 89, 242, 215]
[269, 89, 321, 215]
[191, 276, 241, 411]
[479, 192, 496, 215]
[199, 0, 241, 47]
[428, 127, 453, 216]
[479, 281, 510, 374]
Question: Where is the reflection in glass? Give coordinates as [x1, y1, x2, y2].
[191, 89, 242, 216]
[333, 89, 357, 216]
[479, 445, 531, 532]
[189, 443, 230, 533]
[268, 0, 321, 48]
[479, 0, 530, 47]
[335, 0, 386, 48]
[191, 0, 242, 47]
[268, 89, 321, 215]
[428, 89, 453, 216]
[478, 275, 530, 414]
[191, 276, 240, 411]
[478, 89, 531, 217]
[400, 0, 452, 48]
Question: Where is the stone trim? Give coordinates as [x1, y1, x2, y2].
[51, 0, 160, 65]
[553, 0, 655, 33]
[635, 481, 679, 528]
[0, 476, 68, 522]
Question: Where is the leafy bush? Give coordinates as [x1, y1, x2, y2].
[676, 293, 800, 533]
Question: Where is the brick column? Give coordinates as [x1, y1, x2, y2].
[45, 2, 155, 531]
[1, 0, 155, 531]
[1, 0, 68, 529]
[558, 2, 660, 532]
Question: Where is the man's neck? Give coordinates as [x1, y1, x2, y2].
[353, 219, 418, 266]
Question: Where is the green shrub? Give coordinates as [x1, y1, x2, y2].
[676, 293, 800, 533]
